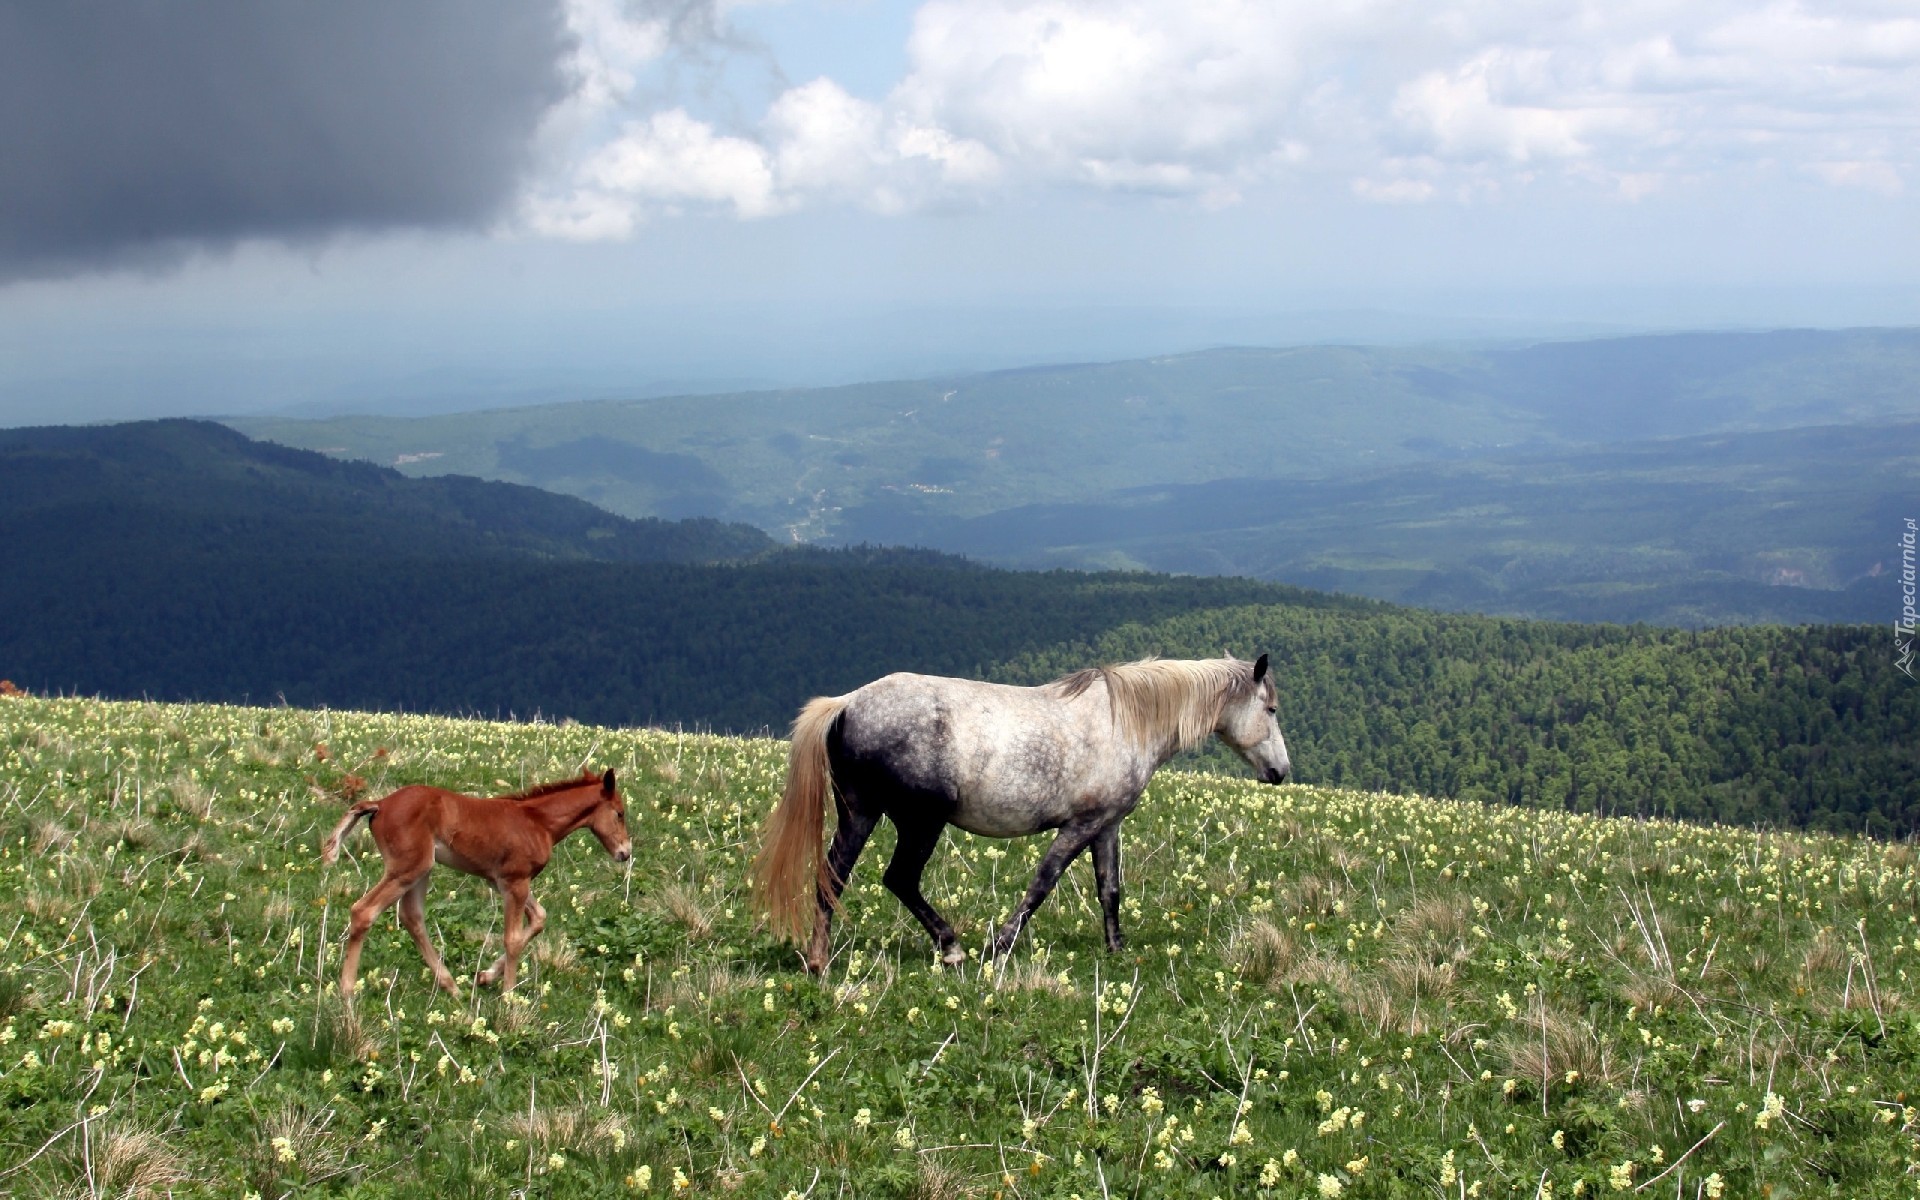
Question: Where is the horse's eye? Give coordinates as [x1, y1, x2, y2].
[1266, 707, 1277, 715]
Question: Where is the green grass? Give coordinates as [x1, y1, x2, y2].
[1, 695, 1916, 1197]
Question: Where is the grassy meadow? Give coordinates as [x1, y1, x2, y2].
[1, 694, 1916, 1198]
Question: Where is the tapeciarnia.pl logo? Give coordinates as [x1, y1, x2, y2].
[1898, 517, 1916, 680]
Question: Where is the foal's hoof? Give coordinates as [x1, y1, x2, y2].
[940, 945, 967, 968]
[476, 968, 499, 988]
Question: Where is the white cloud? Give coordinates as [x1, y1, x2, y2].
[522, 0, 1920, 234]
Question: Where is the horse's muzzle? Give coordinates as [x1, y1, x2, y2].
[1262, 766, 1290, 785]
[613, 846, 633, 862]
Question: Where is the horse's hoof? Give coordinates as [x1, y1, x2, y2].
[476, 970, 497, 987]
[940, 946, 967, 968]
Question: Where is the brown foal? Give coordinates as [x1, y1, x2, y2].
[322, 769, 631, 999]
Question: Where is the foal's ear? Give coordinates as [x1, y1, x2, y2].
[1252, 653, 1269, 683]
[601, 768, 616, 794]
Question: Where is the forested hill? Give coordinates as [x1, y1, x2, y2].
[1, 421, 1913, 835]
[0, 419, 774, 564]
[1002, 609, 1916, 836]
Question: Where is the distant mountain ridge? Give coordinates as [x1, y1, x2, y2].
[0, 419, 775, 564]
[228, 327, 1920, 625]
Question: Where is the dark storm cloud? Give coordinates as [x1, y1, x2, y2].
[0, 0, 575, 281]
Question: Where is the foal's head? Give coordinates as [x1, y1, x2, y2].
[1216, 653, 1291, 785]
[585, 768, 632, 862]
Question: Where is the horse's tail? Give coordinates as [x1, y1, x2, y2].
[320, 801, 380, 865]
[752, 694, 850, 944]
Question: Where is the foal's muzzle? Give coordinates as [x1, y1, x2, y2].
[613, 845, 633, 863]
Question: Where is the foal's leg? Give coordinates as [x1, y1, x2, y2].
[398, 874, 457, 994]
[1090, 823, 1125, 952]
[990, 818, 1104, 959]
[479, 877, 532, 991]
[341, 868, 423, 1000]
[805, 795, 878, 974]
[478, 892, 546, 987]
[883, 816, 964, 967]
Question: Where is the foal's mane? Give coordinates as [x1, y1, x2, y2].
[502, 771, 602, 802]
[1047, 657, 1250, 752]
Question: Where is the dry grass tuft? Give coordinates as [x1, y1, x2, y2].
[1378, 954, 1460, 1002]
[1289, 951, 1357, 999]
[167, 771, 215, 820]
[1282, 874, 1344, 919]
[910, 1156, 967, 1200]
[658, 963, 765, 1011]
[532, 932, 580, 974]
[21, 886, 77, 922]
[1802, 927, 1849, 976]
[1392, 895, 1470, 958]
[85, 1122, 192, 1198]
[658, 882, 714, 940]
[1496, 1000, 1617, 1093]
[493, 995, 539, 1035]
[1620, 972, 1686, 1013]
[102, 815, 161, 850]
[502, 1105, 630, 1152]
[33, 819, 74, 854]
[1231, 919, 1300, 986]
[1002, 959, 1077, 996]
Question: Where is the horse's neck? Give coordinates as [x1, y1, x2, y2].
[525, 787, 601, 839]
[1085, 675, 1195, 770]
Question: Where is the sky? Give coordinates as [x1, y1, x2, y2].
[2, 0, 1917, 425]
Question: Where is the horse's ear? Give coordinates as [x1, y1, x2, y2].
[601, 768, 616, 794]
[1252, 653, 1269, 683]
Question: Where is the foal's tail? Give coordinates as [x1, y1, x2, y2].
[320, 800, 380, 865]
[751, 694, 850, 944]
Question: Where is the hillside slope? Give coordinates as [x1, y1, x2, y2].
[0, 418, 774, 564]
[0, 695, 1913, 1198]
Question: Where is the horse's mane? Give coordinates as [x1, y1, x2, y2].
[503, 771, 602, 802]
[1047, 657, 1250, 752]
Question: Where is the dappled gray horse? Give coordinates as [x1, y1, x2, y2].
[752, 655, 1291, 972]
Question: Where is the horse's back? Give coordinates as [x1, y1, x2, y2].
[837, 672, 1134, 835]
[362, 785, 465, 846]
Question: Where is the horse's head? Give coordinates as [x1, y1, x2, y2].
[1216, 653, 1291, 785]
[586, 768, 632, 862]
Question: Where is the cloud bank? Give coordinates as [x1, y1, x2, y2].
[5, 0, 1914, 278]
[0, 0, 573, 281]
[528, 0, 1920, 234]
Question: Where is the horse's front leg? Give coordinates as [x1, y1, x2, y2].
[1090, 822, 1125, 952]
[479, 877, 532, 991]
[991, 819, 1103, 959]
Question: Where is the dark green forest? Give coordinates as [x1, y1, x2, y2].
[3, 420, 1914, 836]
[1003, 610, 1915, 836]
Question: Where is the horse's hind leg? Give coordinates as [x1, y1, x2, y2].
[341, 869, 421, 1000]
[806, 795, 878, 974]
[399, 874, 457, 994]
[1090, 823, 1125, 952]
[883, 816, 964, 967]
[990, 818, 1104, 959]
